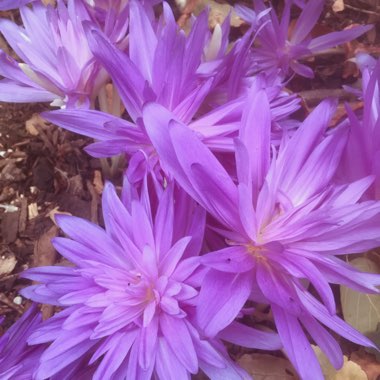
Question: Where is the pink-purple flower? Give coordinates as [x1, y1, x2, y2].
[0, 0, 107, 108]
[143, 94, 380, 379]
[20, 180, 279, 379]
[239, 0, 372, 78]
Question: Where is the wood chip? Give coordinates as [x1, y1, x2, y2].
[1, 211, 20, 244]
[28, 203, 39, 220]
[18, 197, 28, 234]
[86, 180, 99, 224]
[33, 225, 59, 319]
[33, 225, 58, 267]
[93, 170, 104, 195]
[0, 293, 23, 314]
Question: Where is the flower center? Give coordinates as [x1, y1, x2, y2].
[246, 244, 267, 261]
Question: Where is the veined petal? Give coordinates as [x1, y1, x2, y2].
[272, 305, 324, 380]
[200, 246, 254, 273]
[309, 25, 373, 53]
[197, 270, 252, 337]
[160, 314, 198, 374]
[129, 0, 157, 83]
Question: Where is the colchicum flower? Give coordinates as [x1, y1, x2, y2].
[144, 93, 380, 379]
[0, 0, 107, 108]
[20, 181, 267, 379]
[41, 0, 246, 178]
[238, 0, 372, 78]
[43, 1, 300, 180]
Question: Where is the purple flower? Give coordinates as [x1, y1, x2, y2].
[0, 304, 45, 379]
[143, 93, 380, 379]
[20, 180, 260, 379]
[0, 0, 107, 107]
[242, 0, 372, 78]
[42, 1, 266, 177]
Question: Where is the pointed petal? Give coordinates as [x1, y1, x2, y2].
[219, 321, 282, 350]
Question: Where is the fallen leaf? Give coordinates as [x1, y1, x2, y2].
[313, 346, 368, 380]
[237, 353, 298, 379]
[351, 351, 380, 380]
[340, 257, 380, 335]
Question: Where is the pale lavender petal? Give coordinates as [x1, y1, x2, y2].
[272, 305, 324, 380]
[309, 25, 373, 52]
[219, 321, 282, 350]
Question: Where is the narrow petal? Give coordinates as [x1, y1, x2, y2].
[160, 314, 198, 374]
[219, 321, 282, 350]
[309, 25, 373, 52]
[272, 305, 324, 380]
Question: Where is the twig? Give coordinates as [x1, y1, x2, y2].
[86, 180, 99, 224]
[0, 293, 23, 314]
[345, 3, 380, 16]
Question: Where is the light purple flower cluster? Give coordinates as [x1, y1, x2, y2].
[1, 1, 380, 379]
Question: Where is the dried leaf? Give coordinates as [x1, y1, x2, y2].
[340, 257, 380, 335]
[351, 351, 380, 380]
[237, 354, 298, 379]
[313, 346, 368, 380]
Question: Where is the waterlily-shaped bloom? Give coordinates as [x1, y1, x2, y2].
[239, 0, 372, 78]
[42, 1, 266, 178]
[20, 181, 279, 379]
[143, 93, 380, 380]
[0, 0, 107, 108]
